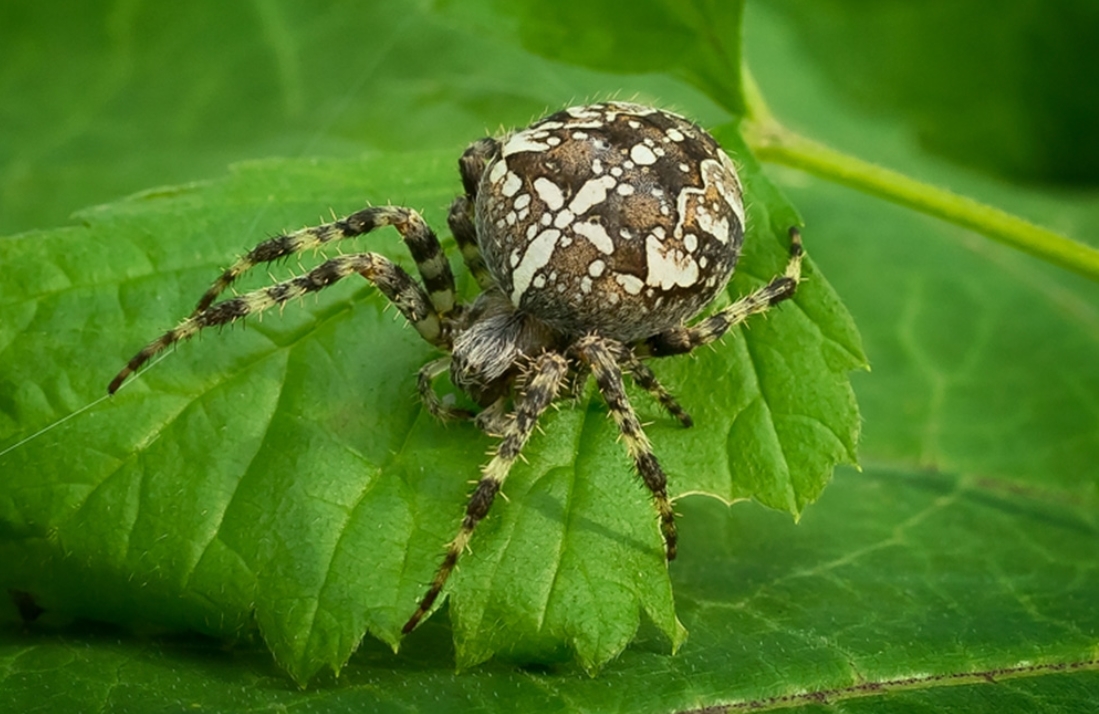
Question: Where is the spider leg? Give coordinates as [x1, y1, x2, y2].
[458, 137, 499, 198]
[418, 357, 512, 432]
[193, 206, 457, 317]
[109, 253, 440, 394]
[623, 354, 693, 428]
[402, 351, 568, 634]
[640, 228, 803, 358]
[446, 137, 501, 291]
[418, 356, 475, 422]
[574, 335, 678, 561]
[447, 196, 494, 291]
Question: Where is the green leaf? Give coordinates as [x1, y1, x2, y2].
[0, 128, 860, 680]
[3, 465, 1098, 711]
[5, 0, 1093, 709]
[0, 0, 865, 684]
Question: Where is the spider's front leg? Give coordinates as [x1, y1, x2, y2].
[402, 351, 568, 634]
[108, 252, 441, 393]
[193, 206, 458, 318]
[574, 335, 678, 561]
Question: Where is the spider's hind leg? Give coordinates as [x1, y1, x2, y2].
[642, 228, 803, 358]
[575, 335, 678, 561]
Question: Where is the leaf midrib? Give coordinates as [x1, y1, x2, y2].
[678, 658, 1099, 714]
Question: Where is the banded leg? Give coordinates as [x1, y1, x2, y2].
[403, 351, 569, 634]
[457, 137, 499, 198]
[109, 253, 439, 394]
[418, 357, 475, 422]
[574, 335, 678, 561]
[641, 228, 803, 358]
[193, 206, 457, 317]
[450, 137, 501, 291]
[447, 196, 494, 290]
[623, 355, 693, 428]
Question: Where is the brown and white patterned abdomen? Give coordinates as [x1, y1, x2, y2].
[476, 102, 746, 342]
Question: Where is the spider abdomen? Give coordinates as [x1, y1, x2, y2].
[476, 102, 746, 342]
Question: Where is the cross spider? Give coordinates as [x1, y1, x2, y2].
[109, 101, 803, 635]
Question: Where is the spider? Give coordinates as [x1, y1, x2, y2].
[109, 101, 803, 635]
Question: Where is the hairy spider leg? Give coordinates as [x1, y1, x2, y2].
[192, 206, 458, 317]
[641, 228, 804, 358]
[417, 356, 475, 422]
[402, 351, 569, 634]
[622, 354, 694, 428]
[458, 137, 499, 198]
[447, 196, 494, 291]
[108, 253, 440, 394]
[575, 335, 678, 561]
[446, 138, 501, 291]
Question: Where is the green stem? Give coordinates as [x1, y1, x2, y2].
[740, 72, 1099, 283]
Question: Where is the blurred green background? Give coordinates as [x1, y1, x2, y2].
[768, 0, 1099, 187]
[3, 0, 1096, 238]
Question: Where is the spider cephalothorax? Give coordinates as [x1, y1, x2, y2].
[109, 101, 803, 635]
